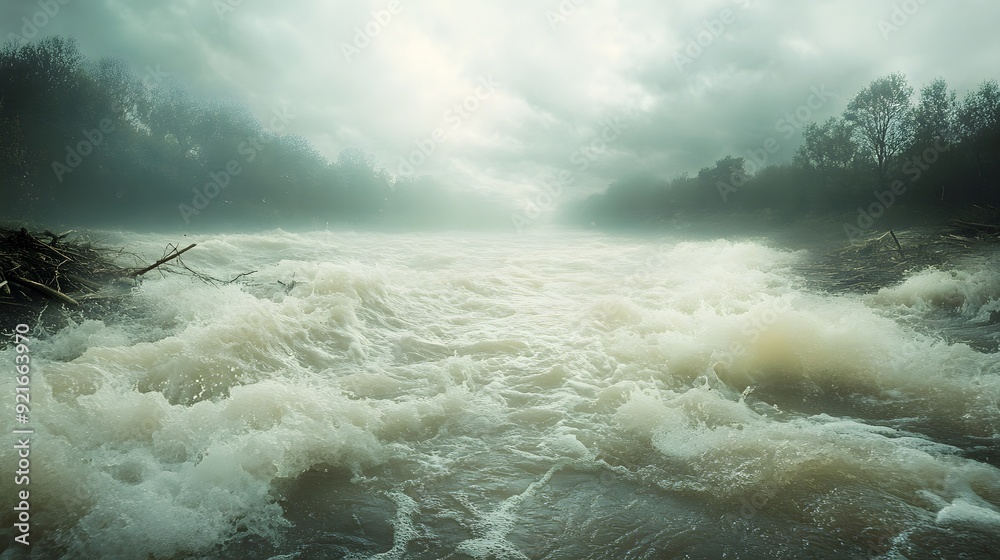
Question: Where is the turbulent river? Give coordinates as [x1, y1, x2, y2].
[2, 228, 999, 559]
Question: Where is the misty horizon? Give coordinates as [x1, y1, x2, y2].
[4, 0, 999, 231]
[2, 3, 999, 559]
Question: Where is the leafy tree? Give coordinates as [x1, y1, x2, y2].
[145, 85, 202, 159]
[795, 117, 860, 184]
[698, 155, 747, 187]
[956, 80, 1000, 202]
[189, 101, 263, 169]
[957, 80, 1000, 141]
[333, 148, 392, 219]
[89, 57, 147, 126]
[845, 73, 914, 187]
[0, 96, 28, 191]
[911, 78, 957, 149]
[0, 36, 90, 213]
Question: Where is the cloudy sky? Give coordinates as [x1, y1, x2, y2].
[5, 0, 999, 205]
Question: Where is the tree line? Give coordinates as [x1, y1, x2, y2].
[0, 36, 505, 230]
[568, 72, 1000, 231]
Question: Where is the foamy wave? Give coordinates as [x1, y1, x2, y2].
[3, 231, 997, 557]
[870, 266, 1000, 323]
[615, 385, 999, 532]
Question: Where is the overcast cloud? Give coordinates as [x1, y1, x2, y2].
[4, 0, 998, 205]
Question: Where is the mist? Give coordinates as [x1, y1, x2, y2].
[2, 2, 999, 236]
[0, 36, 512, 231]
[2, 3, 1000, 559]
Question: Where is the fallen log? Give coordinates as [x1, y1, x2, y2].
[9, 275, 79, 306]
[950, 220, 1000, 234]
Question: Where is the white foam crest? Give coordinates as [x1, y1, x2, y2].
[15, 373, 388, 556]
[585, 257, 1000, 432]
[870, 266, 1000, 323]
[7, 230, 999, 556]
[936, 499, 1000, 530]
[10, 336, 501, 557]
[363, 492, 420, 560]
[33, 319, 132, 362]
[614, 385, 1000, 524]
[455, 464, 565, 560]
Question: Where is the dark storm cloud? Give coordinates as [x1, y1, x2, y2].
[5, 0, 998, 202]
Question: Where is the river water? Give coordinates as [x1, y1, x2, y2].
[2, 228, 999, 559]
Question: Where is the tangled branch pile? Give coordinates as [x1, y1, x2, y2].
[947, 204, 1000, 243]
[0, 228, 127, 310]
[807, 206, 1000, 293]
[0, 228, 208, 329]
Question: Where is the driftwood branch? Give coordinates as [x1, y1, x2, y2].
[226, 270, 257, 284]
[42, 230, 73, 245]
[129, 243, 197, 277]
[10, 276, 78, 306]
[951, 220, 1000, 233]
[888, 230, 904, 257]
